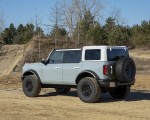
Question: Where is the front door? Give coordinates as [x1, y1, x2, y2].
[42, 50, 64, 84]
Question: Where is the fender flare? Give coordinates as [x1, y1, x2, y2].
[75, 70, 100, 84]
[21, 70, 41, 82]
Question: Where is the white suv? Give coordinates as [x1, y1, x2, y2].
[22, 46, 136, 103]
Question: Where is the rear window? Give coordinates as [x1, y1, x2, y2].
[107, 49, 129, 61]
[85, 49, 101, 60]
[63, 50, 81, 63]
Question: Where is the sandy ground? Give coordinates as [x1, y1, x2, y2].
[0, 74, 149, 120]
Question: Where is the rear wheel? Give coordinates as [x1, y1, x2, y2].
[109, 86, 130, 99]
[55, 88, 70, 94]
[22, 75, 41, 97]
[77, 77, 101, 103]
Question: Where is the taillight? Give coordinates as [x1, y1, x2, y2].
[103, 65, 108, 75]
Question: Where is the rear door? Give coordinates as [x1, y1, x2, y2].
[63, 50, 82, 85]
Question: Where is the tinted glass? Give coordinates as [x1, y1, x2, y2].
[107, 49, 129, 61]
[85, 49, 100, 60]
[49, 51, 64, 63]
[64, 50, 81, 63]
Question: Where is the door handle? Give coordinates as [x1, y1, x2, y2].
[56, 67, 61, 69]
[74, 67, 80, 69]
[110, 66, 113, 74]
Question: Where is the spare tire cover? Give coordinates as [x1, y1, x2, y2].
[115, 57, 136, 83]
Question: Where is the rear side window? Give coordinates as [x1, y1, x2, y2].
[85, 49, 101, 60]
[107, 49, 129, 61]
[64, 50, 81, 63]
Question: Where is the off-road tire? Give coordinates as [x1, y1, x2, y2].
[22, 75, 41, 97]
[116, 57, 136, 83]
[109, 86, 130, 99]
[55, 88, 71, 94]
[77, 77, 101, 103]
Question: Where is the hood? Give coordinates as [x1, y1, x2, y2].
[22, 62, 43, 73]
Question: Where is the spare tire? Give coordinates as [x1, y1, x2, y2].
[116, 57, 136, 83]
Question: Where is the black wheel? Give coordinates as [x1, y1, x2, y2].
[22, 75, 41, 97]
[55, 88, 70, 94]
[116, 57, 136, 83]
[77, 77, 101, 103]
[109, 86, 130, 99]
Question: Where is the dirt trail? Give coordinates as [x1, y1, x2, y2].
[0, 45, 24, 76]
[0, 74, 149, 120]
[0, 42, 33, 77]
[2, 48, 24, 76]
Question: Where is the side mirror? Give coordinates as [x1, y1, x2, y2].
[42, 58, 45, 61]
[41, 58, 48, 65]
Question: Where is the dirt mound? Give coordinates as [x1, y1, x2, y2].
[0, 37, 53, 77]
[0, 45, 24, 76]
[0, 38, 54, 77]
[0, 39, 36, 76]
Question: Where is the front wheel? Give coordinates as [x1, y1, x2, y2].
[22, 75, 41, 97]
[77, 77, 101, 103]
[109, 86, 130, 99]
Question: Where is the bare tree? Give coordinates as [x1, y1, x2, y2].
[0, 11, 4, 32]
[48, 0, 64, 48]
[72, 0, 103, 23]
[62, 0, 75, 40]
[62, 0, 104, 47]
[0, 10, 4, 42]
[34, 10, 43, 60]
[111, 8, 126, 25]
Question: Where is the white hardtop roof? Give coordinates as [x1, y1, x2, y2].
[83, 45, 127, 49]
[55, 46, 127, 51]
[55, 48, 81, 51]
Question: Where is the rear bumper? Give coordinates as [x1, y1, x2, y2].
[98, 78, 135, 88]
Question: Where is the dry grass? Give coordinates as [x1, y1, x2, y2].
[129, 49, 150, 73]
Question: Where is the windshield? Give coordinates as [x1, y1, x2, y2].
[107, 49, 129, 61]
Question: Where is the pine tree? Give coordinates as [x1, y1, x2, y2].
[2, 23, 16, 44]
